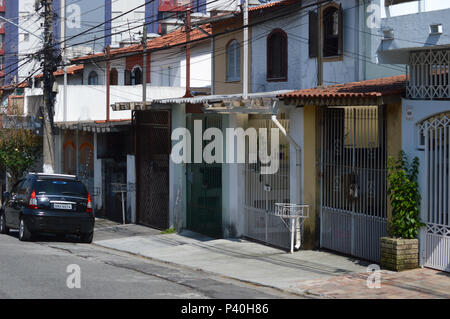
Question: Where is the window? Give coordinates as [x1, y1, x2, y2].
[131, 66, 142, 85]
[385, 0, 416, 6]
[88, 71, 98, 85]
[309, 4, 343, 59]
[226, 40, 240, 82]
[267, 29, 287, 81]
[323, 5, 342, 57]
[110, 68, 118, 85]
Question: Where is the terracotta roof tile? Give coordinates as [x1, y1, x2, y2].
[72, 25, 211, 63]
[35, 64, 84, 78]
[280, 75, 406, 100]
[249, 0, 299, 12]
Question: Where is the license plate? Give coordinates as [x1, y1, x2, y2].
[53, 203, 72, 210]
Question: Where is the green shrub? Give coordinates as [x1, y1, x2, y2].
[387, 151, 423, 239]
[160, 228, 176, 234]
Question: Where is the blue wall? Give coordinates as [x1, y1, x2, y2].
[4, 0, 18, 85]
[146, 0, 159, 34]
[105, 0, 112, 46]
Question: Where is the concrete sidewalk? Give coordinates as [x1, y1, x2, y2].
[93, 220, 450, 298]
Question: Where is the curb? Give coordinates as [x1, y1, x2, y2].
[92, 241, 321, 299]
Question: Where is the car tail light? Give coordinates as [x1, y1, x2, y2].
[28, 190, 38, 210]
[86, 194, 92, 213]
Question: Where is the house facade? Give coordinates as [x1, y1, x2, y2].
[379, 0, 450, 272]
[109, 0, 408, 257]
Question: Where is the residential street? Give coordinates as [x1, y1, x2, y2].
[0, 229, 299, 299]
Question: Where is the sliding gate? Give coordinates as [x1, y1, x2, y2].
[244, 116, 291, 249]
[321, 106, 387, 262]
[420, 112, 450, 272]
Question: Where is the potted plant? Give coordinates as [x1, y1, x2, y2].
[381, 151, 423, 271]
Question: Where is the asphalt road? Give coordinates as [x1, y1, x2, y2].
[0, 230, 300, 299]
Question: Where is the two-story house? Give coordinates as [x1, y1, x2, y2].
[113, 0, 404, 257]
[379, 0, 450, 272]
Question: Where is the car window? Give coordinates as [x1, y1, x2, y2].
[11, 180, 23, 195]
[18, 179, 29, 197]
[34, 179, 88, 196]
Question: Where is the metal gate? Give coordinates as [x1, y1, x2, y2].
[321, 106, 387, 262]
[186, 115, 222, 238]
[135, 110, 171, 229]
[244, 115, 291, 249]
[420, 112, 450, 272]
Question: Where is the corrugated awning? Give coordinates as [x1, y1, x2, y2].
[55, 120, 131, 133]
[111, 90, 293, 114]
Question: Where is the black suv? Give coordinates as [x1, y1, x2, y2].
[0, 173, 95, 243]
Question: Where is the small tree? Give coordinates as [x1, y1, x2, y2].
[387, 151, 423, 239]
[0, 104, 42, 184]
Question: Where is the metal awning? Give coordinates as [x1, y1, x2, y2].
[111, 90, 294, 114]
[55, 120, 131, 133]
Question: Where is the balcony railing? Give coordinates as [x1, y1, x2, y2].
[159, 0, 193, 12]
[407, 50, 450, 100]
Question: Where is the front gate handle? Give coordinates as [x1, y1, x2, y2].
[349, 173, 359, 200]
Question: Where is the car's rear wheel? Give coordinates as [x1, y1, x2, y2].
[19, 217, 32, 242]
[79, 232, 93, 244]
[0, 212, 9, 234]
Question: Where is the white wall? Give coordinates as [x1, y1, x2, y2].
[25, 85, 185, 122]
[18, 0, 43, 82]
[151, 43, 212, 88]
[401, 98, 450, 266]
[111, 0, 145, 48]
[381, 0, 450, 18]
[169, 103, 187, 230]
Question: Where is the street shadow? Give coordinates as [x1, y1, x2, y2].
[5, 230, 81, 243]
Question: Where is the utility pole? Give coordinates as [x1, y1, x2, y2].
[243, 0, 249, 99]
[106, 45, 111, 122]
[41, 0, 58, 174]
[317, 2, 323, 88]
[142, 25, 147, 103]
[184, 6, 192, 98]
[61, 0, 68, 123]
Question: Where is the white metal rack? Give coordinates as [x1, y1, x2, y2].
[272, 204, 310, 253]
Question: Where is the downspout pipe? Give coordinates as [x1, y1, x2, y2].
[106, 46, 111, 122]
[271, 113, 303, 250]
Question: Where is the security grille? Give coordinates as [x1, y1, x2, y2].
[419, 112, 450, 272]
[244, 116, 291, 250]
[135, 110, 171, 229]
[407, 50, 450, 100]
[320, 106, 387, 262]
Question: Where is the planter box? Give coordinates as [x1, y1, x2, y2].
[381, 237, 419, 271]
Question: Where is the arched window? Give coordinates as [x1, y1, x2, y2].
[267, 29, 287, 81]
[131, 66, 142, 85]
[110, 68, 118, 85]
[323, 4, 342, 58]
[88, 71, 98, 85]
[226, 40, 240, 82]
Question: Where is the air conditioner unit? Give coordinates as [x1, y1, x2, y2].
[429, 24, 443, 35]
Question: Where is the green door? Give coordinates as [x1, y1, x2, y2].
[186, 115, 222, 238]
